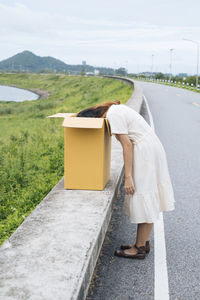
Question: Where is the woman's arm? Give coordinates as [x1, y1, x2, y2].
[115, 134, 135, 195]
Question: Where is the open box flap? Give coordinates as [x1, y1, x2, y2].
[105, 119, 111, 136]
[62, 117, 105, 129]
[47, 113, 77, 118]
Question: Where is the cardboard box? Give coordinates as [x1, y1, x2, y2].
[47, 113, 112, 190]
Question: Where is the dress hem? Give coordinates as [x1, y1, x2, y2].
[128, 206, 175, 224]
[123, 179, 175, 224]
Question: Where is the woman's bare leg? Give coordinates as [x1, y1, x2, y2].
[124, 223, 153, 255]
[136, 223, 153, 246]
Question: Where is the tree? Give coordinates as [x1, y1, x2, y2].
[154, 72, 165, 79]
[115, 67, 127, 76]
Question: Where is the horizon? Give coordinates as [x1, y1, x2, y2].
[0, 49, 196, 76]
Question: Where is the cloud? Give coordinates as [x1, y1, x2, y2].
[0, 2, 199, 73]
[1, 3, 199, 41]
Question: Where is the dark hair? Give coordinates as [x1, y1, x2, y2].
[76, 100, 121, 118]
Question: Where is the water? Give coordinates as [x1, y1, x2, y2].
[0, 85, 39, 102]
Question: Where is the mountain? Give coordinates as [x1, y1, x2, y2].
[0, 50, 116, 75]
[0, 51, 70, 73]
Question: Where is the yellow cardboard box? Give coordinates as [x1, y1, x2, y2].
[48, 113, 112, 190]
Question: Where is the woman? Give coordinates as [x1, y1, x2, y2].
[76, 100, 175, 259]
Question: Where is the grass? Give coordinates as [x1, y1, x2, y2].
[0, 73, 133, 246]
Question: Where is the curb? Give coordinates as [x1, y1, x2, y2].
[75, 77, 144, 300]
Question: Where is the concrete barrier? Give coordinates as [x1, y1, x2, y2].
[0, 78, 144, 300]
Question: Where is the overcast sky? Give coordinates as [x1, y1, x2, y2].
[0, 0, 200, 74]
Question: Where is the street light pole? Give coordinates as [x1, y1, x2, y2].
[151, 54, 154, 80]
[169, 48, 174, 82]
[182, 38, 199, 89]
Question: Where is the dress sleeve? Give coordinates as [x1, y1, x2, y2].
[106, 110, 128, 135]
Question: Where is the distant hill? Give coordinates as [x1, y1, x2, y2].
[0, 50, 116, 75]
[0, 51, 68, 73]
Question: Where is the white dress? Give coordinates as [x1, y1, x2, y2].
[106, 104, 175, 223]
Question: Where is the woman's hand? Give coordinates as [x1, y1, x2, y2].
[124, 175, 136, 195]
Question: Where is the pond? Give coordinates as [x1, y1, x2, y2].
[0, 85, 39, 102]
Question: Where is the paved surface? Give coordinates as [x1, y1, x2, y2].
[86, 82, 200, 300]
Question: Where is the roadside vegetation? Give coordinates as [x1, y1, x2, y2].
[0, 73, 133, 246]
[129, 73, 200, 92]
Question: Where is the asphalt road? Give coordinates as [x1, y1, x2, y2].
[86, 82, 200, 300]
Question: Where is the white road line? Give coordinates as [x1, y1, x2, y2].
[143, 95, 170, 300]
[192, 101, 200, 108]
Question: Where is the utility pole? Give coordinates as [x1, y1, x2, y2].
[169, 49, 174, 82]
[182, 38, 199, 90]
[151, 54, 154, 80]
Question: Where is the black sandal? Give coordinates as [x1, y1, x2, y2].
[114, 244, 146, 259]
[120, 241, 150, 253]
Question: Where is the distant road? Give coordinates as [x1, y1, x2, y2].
[139, 81, 200, 299]
[86, 81, 200, 300]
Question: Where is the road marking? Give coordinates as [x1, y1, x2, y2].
[192, 101, 200, 108]
[143, 95, 170, 300]
[176, 94, 180, 97]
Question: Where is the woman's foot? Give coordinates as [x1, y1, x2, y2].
[120, 241, 150, 253]
[114, 244, 146, 259]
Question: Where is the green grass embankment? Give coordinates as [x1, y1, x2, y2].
[0, 73, 133, 246]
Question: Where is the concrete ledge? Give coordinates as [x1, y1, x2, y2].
[103, 76, 144, 112]
[0, 78, 144, 300]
